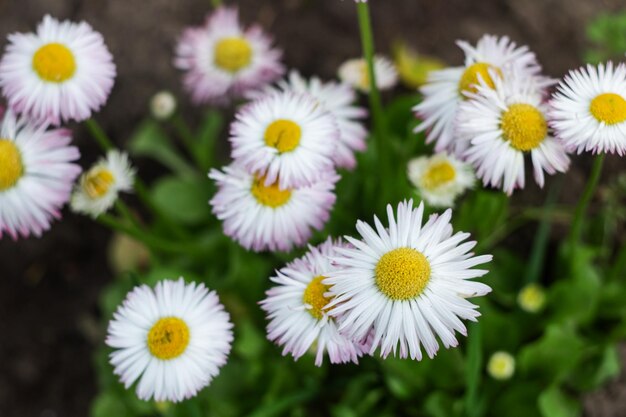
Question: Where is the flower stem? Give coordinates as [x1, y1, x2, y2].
[211, 0, 222, 7]
[568, 154, 605, 247]
[171, 113, 205, 170]
[465, 321, 483, 417]
[85, 118, 114, 151]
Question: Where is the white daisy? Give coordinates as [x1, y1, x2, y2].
[0, 110, 81, 239]
[150, 91, 177, 120]
[248, 70, 368, 170]
[70, 150, 136, 218]
[175, 6, 284, 105]
[230, 91, 338, 189]
[0, 15, 116, 125]
[260, 237, 369, 366]
[407, 153, 474, 207]
[414, 34, 544, 154]
[338, 55, 398, 93]
[458, 72, 570, 195]
[209, 164, 338, 252]
[550, 62, 626, 156]
[325, 200, 492, 360]
[106, 278, 233, 402]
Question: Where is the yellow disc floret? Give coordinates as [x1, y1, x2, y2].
[214, 37, 253, 72]
[33, 43, 76, 83]
[500, 103, 547, 151]
[147, 317, 190, 360]
[375, 247, 431, 300]
[422, 161, 456, 190]
[264, 119, 302, 153]
[590, 93, 626, 125]
[83, 168, 115, 199]
[0, 139, 24, 191]
[487, 351, 516, 380]
[303, 275, 332, 320]
[251, 176, 292, 207]
[459, 62, 501, 95]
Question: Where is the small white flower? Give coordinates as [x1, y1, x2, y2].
[326, 200, 492, 360]
[487, 351, 516, 380]
[338, 55, 398, 93]
[517, 283, 546, 313]
[407, 153, 474, 207]
[106, 278, 233, 402]
[70, 150, 136, 218]
[150, 91, 177, 120]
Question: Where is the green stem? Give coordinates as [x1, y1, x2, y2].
[171, 113, 204, 169]
[211, 0, 222, 7]
[115, 200, 142, 230]
[134, 178, 190, 240]
[568, 154, 605, 247]
[465, 321, 483, 417]
[85, 118, 114, 151]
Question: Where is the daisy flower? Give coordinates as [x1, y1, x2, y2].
[230, 91, 338, 189]
[325, 200, 492, 360]
[0, 110, 80, 239]
[458, 72, 570, 195]
[150, 91, 177, 120]
[407, 153, 474, 207]
[249, 70, 368, 169]
[174, 6, 284, 105]
[209, 164, 338, 252]
[550, 62, 626, 155]
[260, 238, 369, 366]
[106, 278, 233, 402]
[338, 55, 398, 93]
[70, 150, 136, 218]
[0, 15, 116, 125]
[414, 34, 543, 153]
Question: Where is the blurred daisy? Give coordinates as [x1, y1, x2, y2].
[230, 91, 338, 189]
[517, 283, 546, 313]
[407, 153, 474, 207]
[70, 150, 136, 218]
[260, 238, 369, 366]
[458, 73, 569, 195]
[338, 55, 398, 93]
[0, 110, 80, 239]
[487, 351, 515, 380]
[150, 91, 177, 120]
[326, 200, 492, 360]
[0, 15, 116, 125]
[248, 71, 368, 170]
[209, 164, 338, 252]
[106, 278, 233, 402]
[175, 6, 284, 105]
[414, 34, 543, 153]
[550, 62, 626, 155]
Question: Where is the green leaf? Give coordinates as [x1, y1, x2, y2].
[491, 384, 542, 417]
[91, 392, 129, 417]
[128, 120, 196, 178]
[538, 385, 581, 417]
[151, 176, 213, 225]
[195, 110, 223, 169]
[455, 190, 509, 241]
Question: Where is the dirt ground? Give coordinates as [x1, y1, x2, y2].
[0, 0, 625, 416]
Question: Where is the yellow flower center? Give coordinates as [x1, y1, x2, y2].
[422, 161, 456, 190]
[251, 176, 292, 208]
[458, 62, 501, 96]
[303, 275, 332, 320]
[214, 37, 253, 72]
[147, 317, 190, 360]
[264, 119, 302, 153]
[0, 139, 24, 191]
[375, 247, 431, 300]
[83, 168, 115, 199]
[589, 93, 626, 125]
[32, 43, 76, 83]
[500, 103, 547, 151]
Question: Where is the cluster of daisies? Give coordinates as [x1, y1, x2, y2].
[415, 34, 626, 196]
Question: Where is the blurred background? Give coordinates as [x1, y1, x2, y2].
[1, 0, 625, 416]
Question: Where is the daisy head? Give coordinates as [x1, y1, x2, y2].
[458, 73, 570, 195]
[550, 62, 626, 156]
[175, 6, 284, 105]
[407, 153, 474, 207]
[338, 55, 398, 93]
[70, 150, 136, 218]
[414, 34, 543, 153]
[230, 91, 339, 189]
[0, 110, 80, 239]
[0, 15, 116, 125]
[249, 70, 368, 170]
[260, 237, 369, 366]
[106, 278, 233, 402]
[325, 200, 492, 360]
[209, 164, 339, 252]
[150, 90, 177, 120]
